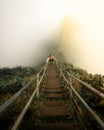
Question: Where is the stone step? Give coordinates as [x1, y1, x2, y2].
[46, 93, 63, 98]
[45, 101, 67, 107]
[44, 88, 62, 93]
[33, 123, 82, 130]
[45, 85, 60, 88]
[47, 80, 59, 83]
[47, 74, 59, 76]
[41, 108, 70, 116]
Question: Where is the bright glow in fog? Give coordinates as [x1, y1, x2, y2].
[60, 0, 104, 74]
[0, 0, 104, 74]
[0, 0, 63, 67]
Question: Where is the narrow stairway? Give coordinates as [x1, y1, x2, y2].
[34, 62, 83, 130]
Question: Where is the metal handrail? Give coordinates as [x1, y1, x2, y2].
[11, 61, 48, 130]
[57, 62, 104, 129]
[0, 77, 36, 114]
[70, 85, 104, 129]
[59, 62, 104, 99]
[11, 86, 39, 130]
[68, 73, 104, 99]
[0, 64, 44, 114]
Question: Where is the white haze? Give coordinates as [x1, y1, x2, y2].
[0, 0, 104, 74]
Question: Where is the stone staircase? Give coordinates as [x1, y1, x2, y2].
[34, 63, 83, 130]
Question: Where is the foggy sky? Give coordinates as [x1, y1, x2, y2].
[0, 0, 104, 74]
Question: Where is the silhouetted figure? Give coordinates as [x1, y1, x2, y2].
[49, 55, 54, 62]
[46, 55, 56, 64]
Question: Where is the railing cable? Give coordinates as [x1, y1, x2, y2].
[58, 62, 104, 129]
[0, 65, 44, 114]
[11, 61, 48, 130]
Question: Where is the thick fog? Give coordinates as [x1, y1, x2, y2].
[0, 0, 61, 67]
[0, 0, 104, 74]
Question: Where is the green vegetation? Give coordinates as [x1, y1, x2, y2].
[0, 66, 37, 129]
[0, 66, 37, 108]
[0, 66, 36, 93]
[61, 62, 104, 92]
[0, 59, 104, 129]
[61, 62, 104, 124]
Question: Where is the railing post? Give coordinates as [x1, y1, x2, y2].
[68, 73, 82, 114]
[36, 74, 39, 98]
[68, 72, 104, 99]
[69, 75, 73, 99]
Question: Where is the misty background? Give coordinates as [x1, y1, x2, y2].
[0, 0, 104, 74]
